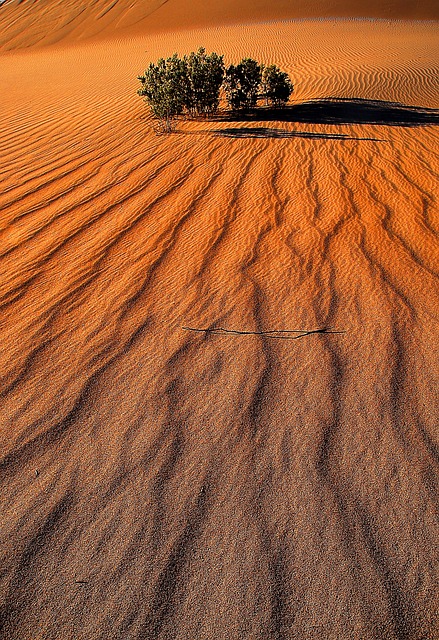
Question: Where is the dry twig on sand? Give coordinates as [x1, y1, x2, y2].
[182, 326, 345, 340]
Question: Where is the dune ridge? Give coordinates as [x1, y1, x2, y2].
[0, 16, 438, 640]
[0, 0, 438, 51]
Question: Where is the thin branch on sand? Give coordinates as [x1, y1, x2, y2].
[182, 327, 345, 340]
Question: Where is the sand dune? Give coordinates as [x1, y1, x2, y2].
[0, 14, 438, 640]
[0, 0, 167, 50]
[0, 0, 438, 50]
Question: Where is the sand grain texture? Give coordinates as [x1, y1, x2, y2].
[0, 7, 438, 640]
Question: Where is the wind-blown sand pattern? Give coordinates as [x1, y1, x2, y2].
[1, 0, 438, 51]
[0, 5, 438, 640]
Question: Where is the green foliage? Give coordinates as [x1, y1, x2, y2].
[184, 48, 225, 117]
[137, 50, 293, 132]
[262, 64, 293, 107]
[138, 54, 189, 132]
[224, 58, 263, 111]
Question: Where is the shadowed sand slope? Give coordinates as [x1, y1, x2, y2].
[0, 18, 439, 640]
[0, 0, 439, 50]
[0, 0, 167, 50]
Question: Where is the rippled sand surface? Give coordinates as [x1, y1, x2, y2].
[0, 0, 437, 51]
[0, 12, 438, 640]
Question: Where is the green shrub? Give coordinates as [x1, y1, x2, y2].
[184, 48, 225, 117]
[262, 64, 293, 107]
[224, 58, 263, 111]
[138, 50, 293, 132]
[138, 54, 189, 133]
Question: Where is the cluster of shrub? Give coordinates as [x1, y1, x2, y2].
[138, 48, 293, 133]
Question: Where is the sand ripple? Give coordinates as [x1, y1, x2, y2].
[0, 19, 438, 640]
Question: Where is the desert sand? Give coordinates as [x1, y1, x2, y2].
[0, 2, 438, 639]
[0, 0, 438, 50]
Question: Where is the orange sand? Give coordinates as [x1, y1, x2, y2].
[0, 0, 438, 50]
[0, 3, 438, 640]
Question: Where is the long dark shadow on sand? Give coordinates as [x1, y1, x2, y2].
[214, 98, 439, 127]
[212, 127, 386, 141]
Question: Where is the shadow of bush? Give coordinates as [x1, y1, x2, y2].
[214, 98, 439, 127]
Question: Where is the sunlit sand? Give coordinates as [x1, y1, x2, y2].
[0, 2, 438, 639]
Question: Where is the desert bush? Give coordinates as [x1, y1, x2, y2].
[138, 51, 293, 132]
[184, 47, 225, 117]
[224, 58, 263, 111]
[262, 64, 294, 106]
[138, 54, 189, 133]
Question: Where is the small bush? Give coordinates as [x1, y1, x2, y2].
[138, 54, 189, 133]
[224, 58, 263, 112]
[262, 64, 294, 107]
[138, 50, 293, 132]
[184, 48, 225, 117]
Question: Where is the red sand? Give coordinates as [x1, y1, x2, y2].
[0, 3, 438, 639]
